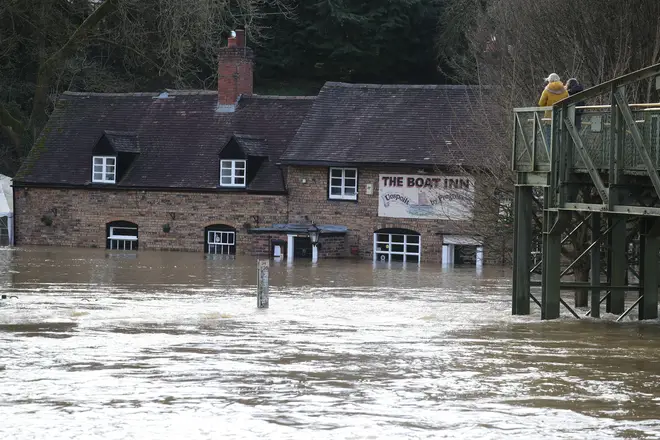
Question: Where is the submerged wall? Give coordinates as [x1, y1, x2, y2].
[13, 187, 287, 254]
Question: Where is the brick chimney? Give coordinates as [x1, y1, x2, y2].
[217, 29, 254, 112]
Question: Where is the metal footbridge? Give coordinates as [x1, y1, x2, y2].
[512, 63, 660, 320]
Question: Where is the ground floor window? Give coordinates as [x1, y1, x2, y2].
[205, 224, 236, 255]
[106, 221, 138, 250]
[0, 215, 8, 246]
[374, 228, 421, 263]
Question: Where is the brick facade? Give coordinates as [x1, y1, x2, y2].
[250, 233, 288, 257]
[286, 166, 475, 263]
[318, 235, 349, 259]
[13, 167, 495, 264]
[14, 187, 286, 254]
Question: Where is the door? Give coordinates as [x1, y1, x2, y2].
[293, 236, 312, 259]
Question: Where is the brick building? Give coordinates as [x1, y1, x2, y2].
[12, 30, 493, 264]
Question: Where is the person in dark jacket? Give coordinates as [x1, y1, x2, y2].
[565, 78, 585, 130]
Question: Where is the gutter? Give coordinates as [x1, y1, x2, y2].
[10, 181, 288, 196]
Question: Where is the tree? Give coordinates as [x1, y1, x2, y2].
[0, 0, 290, 175]
[254, 0, 446, 92]
[438, 0, 660, 304]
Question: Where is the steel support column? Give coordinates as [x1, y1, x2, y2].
[541, 207, 566, 319]
[541, 221, 562, 319]
[607, 216, 627, 314]
[639, 218, 659, 320]
[590, 213, 602, 318]
[512, 184, 533, 315]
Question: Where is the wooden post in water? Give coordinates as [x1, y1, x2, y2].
[257, 259, 269, 308]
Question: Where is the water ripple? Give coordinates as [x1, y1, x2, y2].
[1, 248, 660, 439]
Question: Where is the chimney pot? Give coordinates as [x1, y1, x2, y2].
[227, 29, 245, 48]
[235, 29, 246, 48]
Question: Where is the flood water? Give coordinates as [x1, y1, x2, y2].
[1, 247, 660, 439]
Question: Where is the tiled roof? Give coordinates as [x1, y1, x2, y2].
[104, 131, 139, 153]
[233, 134, 268, 157]
[16, 91, 314, 193]
[280, 82, 492, 167]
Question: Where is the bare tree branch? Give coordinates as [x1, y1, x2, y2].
[29, 0, 119, 136]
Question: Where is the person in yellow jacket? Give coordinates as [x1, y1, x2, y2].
[538, 72, 568, 149]
[538, 72, 568, 118]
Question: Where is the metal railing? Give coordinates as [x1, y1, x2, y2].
[513, 104, 660, 174]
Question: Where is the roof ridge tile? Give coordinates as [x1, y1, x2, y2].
[322, 81, 480, 90]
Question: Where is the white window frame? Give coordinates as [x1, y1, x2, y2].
[220, 160, 247, 187]
[107, 225, 138, 250]
[207, 230, 236, 255]
[92, 156, 116, 183]
[329, 167, 358, 200]
[373, 232, 421, 263]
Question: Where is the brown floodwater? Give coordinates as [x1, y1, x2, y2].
[1, 247, 660, 439]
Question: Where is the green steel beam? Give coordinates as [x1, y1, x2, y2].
[541, 228, 561, 320]
[559, 297, 581, 319]
[557, 108, 568, 208]
[613, 89, 625, 188]
[639, 218, 659, 320]
[563, 117, 609, 204]
[559, 219, 619, 278]
[534, 112, 548, 160]
[585, 291, 611, 317]
[616, 295, 644, 322]
[541, 207, 568, 320]
[560, 62, 660, 107]
[514, 113, 534, 165]
[608, 216, 627, 314]
[529, 282, 639, 291]
[614, 90, 660, 200]
[511, 111, 517, 172]
[529, 213, 594, 274]
[512, 184, 532, 315]
[608, 85, 617, 186]
[530, 293, 541, 308]
[591, 213, 601, 318]
[560, 204, 660, 217]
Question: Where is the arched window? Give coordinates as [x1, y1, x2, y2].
[373, 228, 421, 263]
[205, 224, 236, 255]
[106, 220, 138, 250]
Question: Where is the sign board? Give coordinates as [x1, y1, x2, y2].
[378, 174, 474, 220]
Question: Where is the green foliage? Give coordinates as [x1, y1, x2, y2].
[255, 0, 447, 88]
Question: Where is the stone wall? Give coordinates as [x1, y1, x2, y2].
[14, 187, 286, 254]
[286, 166, 478, 263]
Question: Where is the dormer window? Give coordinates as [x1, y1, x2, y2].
[220, 159, 246, 187]
[92, 156, 116, 183]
